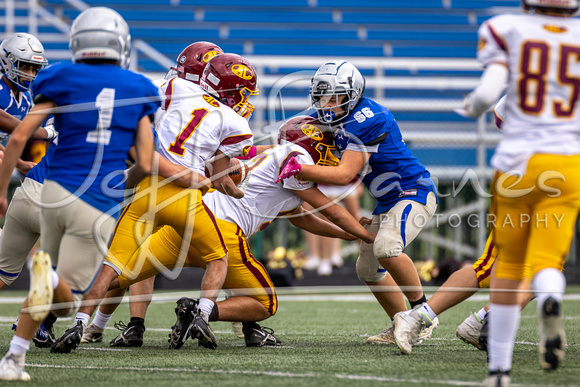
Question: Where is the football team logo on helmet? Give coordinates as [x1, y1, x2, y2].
[232, 64, 253, 80]
[203, 94, 220, 107]
[300, 124, 323, 141]
[202, 51, 220, 63]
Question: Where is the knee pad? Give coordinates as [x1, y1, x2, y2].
[373, 232, 404, 259]
[356, 254, 386, 282]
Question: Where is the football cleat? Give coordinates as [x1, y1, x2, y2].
[366, 325, 396, 345]
[482, 371, 510, 387]
[168, 297, 198, 349]
[366, 318, 438, 345]
[456, 310, 486, 351]
[110, 320, 145, 347]
[12, 319, 56, 348]
[0, 352, 30, 381]
[51, 320, 84, 353]
[393, 306, 434, 355]
[28, 251, 53, 322]
[243, 322, 281, 347]
[190, 310, 218, 350]
[231, 321, 245, 339]
[539, 296, 566, 370]
[80, 323, 104, 344]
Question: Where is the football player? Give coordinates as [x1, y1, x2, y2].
[0, 7, 159, 381]
[276, 60, 438, 351]
[51, 51, 258, 353]
[66, 116, 376, 350]
[455, 0, 580, 384]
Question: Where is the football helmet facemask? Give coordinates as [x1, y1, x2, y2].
[173, 41, 223, 84]
[310, 60, 365, 125]
[522, 0, 579, 14]
[0, 33, 47, 92]
[70, 7, 131, 69]
[278, 115, 340, 167]
[200, 53, 259, 119]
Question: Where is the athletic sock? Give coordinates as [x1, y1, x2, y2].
[51, 270, 59, 290]
[488, 303, 520, 373]
[128, 317, 145, 328]
[417, 303, 437, 324]
[198, 298, 215, 323]
[9, 335, 30, 356]
[74, 312, 90, 328]
[92, 309, 113, 330]
[209, 303, 219, 322]
[476, 307, 487, 322]
[43, 313, 57, 331]
[409, 294, 427, 309]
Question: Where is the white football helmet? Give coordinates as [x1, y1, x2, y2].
[522, 0, 579, 14]
[309, 60, 365, 124]
[70, 7, 131, 69]
[0, 33, 47, 91]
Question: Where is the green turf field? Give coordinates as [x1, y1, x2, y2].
[1, 287, 579, 386]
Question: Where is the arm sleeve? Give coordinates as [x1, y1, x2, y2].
[218, 119, 254, 158]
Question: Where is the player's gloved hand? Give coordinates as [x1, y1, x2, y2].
[237, 145, 257, 160]
[275, 157, 301, 183]
[454, 92, 478, 118]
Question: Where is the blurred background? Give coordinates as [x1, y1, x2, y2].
[3, 0, 579, 287]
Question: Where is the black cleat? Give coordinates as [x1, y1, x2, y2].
[51, 321, 84, 353]
[539, 296, 566, 370]
[110, 321, 145, 347]
[243, 322, 282, 347]
[189, 310, 218, 350]
[168, 297, 198, 349]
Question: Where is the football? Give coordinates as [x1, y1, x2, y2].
[205, 157, 249, 186]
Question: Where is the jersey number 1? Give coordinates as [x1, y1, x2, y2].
[86, 88, 115, 145]
[168, 108, 209, 156]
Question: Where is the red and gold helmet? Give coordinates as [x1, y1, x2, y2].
[278, 116, 340, 166]
[200, 53, 259, 118]
[172, 41, 223, 84]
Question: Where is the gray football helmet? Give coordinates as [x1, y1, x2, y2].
[70, 7, 131, 69]
[0, 33, 47, 91]
[309, 60, 365, 124]
[523, 0, 578, 14]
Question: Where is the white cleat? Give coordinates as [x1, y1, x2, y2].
[0, 353, 30, 381]
[28, 251, 53, 322]
[366, 325, 395, 344]
[231, 322, 244, 339]
[482, 372, 510, 387]
[81, 323, 104, 344]
[539, 297, 566, 370]
[393, 310, 423, 355]
[456, 311, 485, 350]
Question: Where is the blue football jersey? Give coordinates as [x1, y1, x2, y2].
[0, 77, 32, 140]
[332, 98, 437, 215]
[31, 62, 160, 216]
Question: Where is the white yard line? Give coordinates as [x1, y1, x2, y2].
[24, 363, 574, 387]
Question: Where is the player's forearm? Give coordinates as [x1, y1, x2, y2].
[156, 153, 211, 191]
[290, 213, 356, 240]
[0, 110, 21, 135]
[467, 63, 508, 117]
[320, 205, 374, 243]
[299, 164, 355, 186]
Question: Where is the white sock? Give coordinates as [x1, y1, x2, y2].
[9, 335, 30, 356]
[198, 298, 215, 321]
[476, 307, 487, 322]
[51, 269, 59, 290]
[532, 268, 565, 310]
[418, 303, 437, 323]
[74, 312, 90, 327]
[92, 309, 113, 330]
[488, 303, 520, 372]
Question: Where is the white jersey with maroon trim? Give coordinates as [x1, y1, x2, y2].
[155, 77, 253, 175]
[478, 13, 580, 173]
[202, 144, 315, 237]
